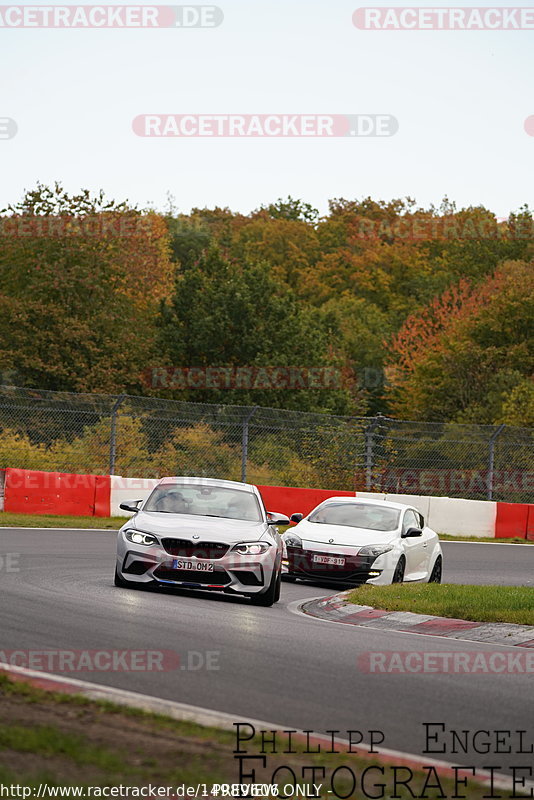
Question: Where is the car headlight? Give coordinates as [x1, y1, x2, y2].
[283, 532, 303, 548]
[358, 544, 394, 558]
[124, 529, 159, 547]
[232, 542, 271, 555]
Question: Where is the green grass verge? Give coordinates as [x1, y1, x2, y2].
[348, 584, 534, 625]
[438, 533, 532, 544]
[0, 674, 522, 798]
[0, 512, 125, 529]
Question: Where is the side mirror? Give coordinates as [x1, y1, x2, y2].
[267, 511, 290, 526]
[402, 527, 423, 538]
[290, 512, 304, 524]
[119, 500, 142, 513]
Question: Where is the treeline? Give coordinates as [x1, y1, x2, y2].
[0, 183, 532, 425]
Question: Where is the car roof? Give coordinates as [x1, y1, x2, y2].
[317, 496, 415, 512]
[157, 476, 259, 494]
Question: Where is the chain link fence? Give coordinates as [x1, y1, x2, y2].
[0, 385, 532, 502]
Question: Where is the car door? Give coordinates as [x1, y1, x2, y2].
[417, 510, 438, 576]
[401, 509, 427, 578]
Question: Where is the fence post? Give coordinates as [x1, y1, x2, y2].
[364, 415, 381, 491]
[241, 407, 258, 483]
[487, 424, 505, 501]
[109, 394, 126, 476]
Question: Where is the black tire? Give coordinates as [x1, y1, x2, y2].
[428, 555, 443, 584]
[392, 556, 406, 584]
[249, 567, 281, 607]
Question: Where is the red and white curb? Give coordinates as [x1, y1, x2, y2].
[301, 593, 534, 647]
[0, 662, 531, 795]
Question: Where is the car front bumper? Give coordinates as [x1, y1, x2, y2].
[283, 545, 397, 585]
[116, 533, 278, 595]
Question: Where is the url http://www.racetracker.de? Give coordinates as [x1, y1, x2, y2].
[0, 785, 287, 799]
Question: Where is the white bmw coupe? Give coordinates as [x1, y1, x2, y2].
[115, 477, 288, 606]
[282, 497, 443, 585]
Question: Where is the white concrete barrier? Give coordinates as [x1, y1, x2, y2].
[110, 476, 159, 517]
[356, 490, 495, 537]
[426, 496, 496, 538]
[385, 494, 432, 522]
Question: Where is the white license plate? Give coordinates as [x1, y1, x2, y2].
[312, 555, 346, 566]
[172, 560, 214, 572]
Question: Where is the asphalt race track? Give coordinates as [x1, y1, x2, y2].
[1, 528, 534, 775]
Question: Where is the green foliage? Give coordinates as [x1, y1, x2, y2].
[0, 417, 320, 484]
[387, 260, 534, 422]
[156, 245, 362, 414]
[0, 184, 173, 393]
[500, 379, 534, 427]
[257, 196, 320, 224]
[1, 184, 533, 425]
[247, 434, 323, 488]
[0, 429, 52, 471]
[154, 423, 242, 479]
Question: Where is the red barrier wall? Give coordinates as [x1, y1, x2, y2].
[257, 485, 354, 519]
[2, 468, 532, 532]
[495, 502, 530, 539]
[4, 469, 111, 517]
[94, 475, 111, 517]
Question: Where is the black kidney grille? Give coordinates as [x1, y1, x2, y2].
[161, 538, 229, 559]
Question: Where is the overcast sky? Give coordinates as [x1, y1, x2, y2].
[1, 0, 533, 218]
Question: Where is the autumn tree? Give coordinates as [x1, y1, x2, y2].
[386, 261, 534, 423]
[0, 183, 173, 392]
[156, 246, 364, 414]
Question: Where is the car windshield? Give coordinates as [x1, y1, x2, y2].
[308, 502, 400, 531]
[144, 484, 263, 522]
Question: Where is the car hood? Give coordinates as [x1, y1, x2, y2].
[128, 511, 269, 544]
[294, 520, 399, 548]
